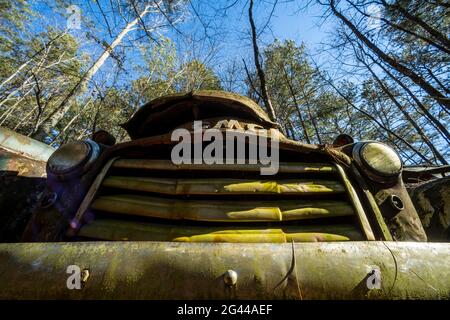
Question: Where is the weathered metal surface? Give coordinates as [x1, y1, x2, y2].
[363, 190, 393, 241]
[372, 179, 427, 242]
[108, 127, 324, 158]
[103, 176, 346, 195]
[0, 149, 47, 179]
[0, 142, 48, 242]
[0, 241, 448, 299]
[0, 90, 440, 302]
[68, 157, 118, 235]
[0, 91, 427, 250]
[224, 269, 238, 286]
[173, 231, 350, 242]
[122, 90, 278, 139]
[73, 156, 364, 241]
[409, 177, 450, 241]
[21, 153, 111, 242]
[112, 158, 335, 173]
[348, 164, 393, 241]
[403, 165, 450, 184]
[354, 142, 402, 180]
[78, 220, 364, 241]
[342, 140, 426, 241]
[335, 164, 375, 241]
[339, 141, 427, 242]
[46, 140, 101, 181]
[91, 194, 354, 221]
[0, 126, 54, 162]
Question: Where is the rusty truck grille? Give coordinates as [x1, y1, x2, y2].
[72, 158, 370, 242]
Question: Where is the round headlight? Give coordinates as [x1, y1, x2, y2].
[354, 142, 402, 181]
[47, 140, 100, 179]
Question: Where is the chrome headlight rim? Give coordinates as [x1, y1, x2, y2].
[352, 141, 402, 182]
[47, 140, 100, 179]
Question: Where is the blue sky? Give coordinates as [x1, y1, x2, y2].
[161, 0, 335, 92]
[28, 0, 335, 90]
[259, 2, 333, 50]
[187, 1, 333, 60]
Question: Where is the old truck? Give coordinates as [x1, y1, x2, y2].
[0, 90, 448, 299]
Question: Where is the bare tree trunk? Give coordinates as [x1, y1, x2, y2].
[0, 82, 33, 109]
[371, 56, 450, 143]
[380, 0, 450, 50]
[242, 59, 263, 102]
[11, 87, 67, 133]
[344, 31, 450, 144]
[329, 0, 450, 111]
[286, 120, 297, 140]
[283, 122, 292, 139]
[31, 4, 151, 141]
[76, 128, 90, 141]
[306, 102, 322, 144]
[0, 51, 48, 110]
[425, 67, 450, 96]
[282, 66, 311, 143]
[0, 60, 33, 92]
[49, 98, 93, 145]
[0, 32, 65, 90]
[361, 59, 448, 165]
[0, 51, 73, 127]
[317, 69, 433, 164]
[0, 32, 65, 89]
[248, 0, 277, 122]
[348, 1, 450, 55]
[297, 82, 321, 144]
[0, 85, 36, 125]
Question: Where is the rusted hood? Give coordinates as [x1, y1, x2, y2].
[122, 90, 278, 139]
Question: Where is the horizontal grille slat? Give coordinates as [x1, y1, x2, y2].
[91, 194, 354, 222]
[74, 159, 365, 242]
[78, 219, 364, 242]
[102, 176, 346, 195]
[112, 159, 336, 173]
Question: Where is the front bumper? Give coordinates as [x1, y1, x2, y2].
[0, 241, 448, 299]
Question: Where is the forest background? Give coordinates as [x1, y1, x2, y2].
[0, 0, 448, 165]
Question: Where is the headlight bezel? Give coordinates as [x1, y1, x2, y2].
[47, 140, 100, 180]
[352, 141, 402, 183]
